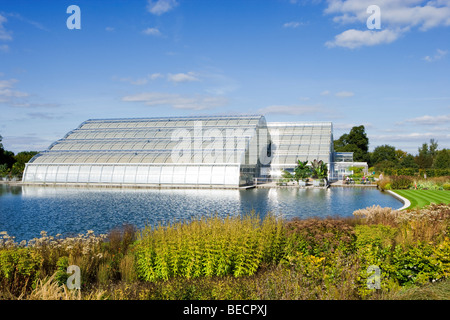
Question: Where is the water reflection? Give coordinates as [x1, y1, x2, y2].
[0, 185, 403, 241]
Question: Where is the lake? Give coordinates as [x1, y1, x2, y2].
[0, 184, 403, 241]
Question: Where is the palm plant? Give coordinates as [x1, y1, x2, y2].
[294, 160, 311, 183]
[310, 159, 328, 179]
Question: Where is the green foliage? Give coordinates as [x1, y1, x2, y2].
[433, 149, 450, 169]
[412, 139, 440, 170]
[334, 125, 369, 162]
[443, 183, 450, 191]
[355, 225, 398, 249]
[371, 145, 397, 167]
[281, 170, 293, 183]
[383, 168, 450, 177]
[134, 213, 285, 282]
[389, 241, 450, 286]
[10, 151, 38, 178]
[0, 248, 43, 295]
[0, 163, 9, 177]
[310, 159, 328, 179]
[293, 160, 311, 182]
[55, 256, 69, 286]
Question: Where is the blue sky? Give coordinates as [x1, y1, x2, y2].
[0, 0, 449, 154]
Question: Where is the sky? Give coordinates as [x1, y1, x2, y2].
[0, 0, 449, 155]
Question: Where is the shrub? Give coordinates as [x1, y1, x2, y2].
[377, 178, 391, 191]
[391, 175, 413, 190]
[0, 248, 43, 295]
[355, 225, 398, 249]
[284, 218, 356, 256]
[444, 183, 450, 191]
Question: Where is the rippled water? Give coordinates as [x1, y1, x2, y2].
[0, 185, 402, 241]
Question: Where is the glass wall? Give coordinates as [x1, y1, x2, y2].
[23, 116, 267, 187]
[267, 122, 333, 177]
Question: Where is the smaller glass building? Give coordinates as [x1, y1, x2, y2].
[267, 122, 334, 177]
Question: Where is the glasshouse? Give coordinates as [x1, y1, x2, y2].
[22, 115, 272, 187]
[22, 115, 359, 187]
[266, 122, 334, 178]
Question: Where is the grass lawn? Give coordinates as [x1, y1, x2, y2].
[393, 189, 450, 209]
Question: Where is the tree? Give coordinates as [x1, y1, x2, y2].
[370, 145, 397, 166]
[10, 151, 38, 178]
[433, 149, 450, 169]
[398, 153, 418, 169]
[334, 125, 369, 163]
[415, 141, 435, 169]
[0, 134, 15, 169]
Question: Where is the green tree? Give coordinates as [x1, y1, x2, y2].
[0, 135, 16, 169]
[433, 149, 450, 169]
[398, 153, 418, 169]
[10, 151, 38, 178]
[415, 141, 435, 169]
[334, 125, 369, 163]
[370, 144, 397, 166]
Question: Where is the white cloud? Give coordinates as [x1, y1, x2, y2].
[372, 132, 450, 143]
[148, 73, 163, 80]
[335, 91, 355, 98]
[325, 0, 450, 30]
[147, 0, 179, 15]
[0, 14, 12, 41]
[424, 48, 448, 62]
[0, 78, 60, 108]
[258, 104, 322, 115]
[402, 114, 450, 125]
[326, 28, 402, 49]
[0, 79, 29, 102]
[283, 21, 302, 28]
[324, 0, 450, 48]
[167, 72, 200, 83]
[142, 27, 162, 36]
[105, 27, 115, 32]
[114, 76, 148, 85]
[0, 79, 18, 89]
[320, 90, 331, 96]
[122, 92, 228, 110]
[333, 122, 373, 130]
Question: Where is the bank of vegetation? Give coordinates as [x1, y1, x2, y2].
[1, 203, 450, 300]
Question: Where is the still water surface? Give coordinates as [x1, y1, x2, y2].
[0, 185, 402, 241]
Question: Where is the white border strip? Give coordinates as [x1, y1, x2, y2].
[387, 190, 411, 211]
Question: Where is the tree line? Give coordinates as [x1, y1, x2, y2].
[334, 125, 450, 171]
[0, 135, 38, 179]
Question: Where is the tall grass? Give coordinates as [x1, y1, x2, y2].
[134, 212, 285, 281]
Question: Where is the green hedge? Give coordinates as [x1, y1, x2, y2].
[383, 168, 450, 177]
